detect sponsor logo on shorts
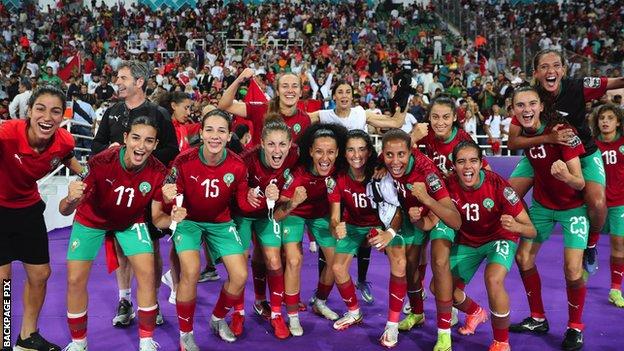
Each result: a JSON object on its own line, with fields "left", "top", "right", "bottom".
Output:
{"left": 223, "top": 173, "right": 235, "bottom": 187}
{"left": 139, "top": 182, "right": 151, "bottom": 195}
{"left": 426, "top": 173, "right": 442, "bottom": 193}
{"left": 71, "top": 239, "right": 80, "bottom": 252}
{"left": 503, "top": 187, "right": 520, "bottom": 205}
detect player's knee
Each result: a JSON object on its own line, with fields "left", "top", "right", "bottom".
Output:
{"left": 515, "top": 251, "right": 533, "bottom": 270}
{"left": 287, "top": 254, "right": 302, "bottom": 270}
{"left": 485, "top": 273, "right": 504, "bottom": 291}
{"left": 431, "top": 255, "right": 450, "bottom": 272}
{"left": 564, "top": 261, "right": 583, "bottom": 281}
{"left": 265, "top": 254, "right": 282, "bottom": 271}
{"left": 230, "top": 269, "right": 248, "bottom": 288}
{"left": 331, "top": 261, "right": 347, "bottom": 278}
{"left": 27, "top": 265, "right": 51, "bottom": 286}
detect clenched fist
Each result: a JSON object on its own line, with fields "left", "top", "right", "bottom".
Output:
{"left": 162, "top": 183, "right": 178, "bottom": 203}
{"left": 292, "top": 186, "right": 308, "bottom": 207}
{"left": 550, "top": 160, "right": 570, "bottom": 182}
{"left": 67, "top": 180, "right": 87, "bottom": 203}
{"left": 408, "top": 206, "right": 423, "bottom": 223}
{"left": 334, "top": 221, "right": 347, "bottom": 239}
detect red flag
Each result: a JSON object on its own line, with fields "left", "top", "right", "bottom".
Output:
{"left": 244, "top": 77, "right": 269, "bottom": 104}
{"left": 58, "top": 54, "right": 81, "bottom": 82}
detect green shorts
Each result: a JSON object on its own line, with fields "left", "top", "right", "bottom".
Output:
{"left": 239, "top": 216, "right": 294, "bottom": 248}
{"left": 450, "top": 240, "right": 517, "bottom": 284}
{"left": 336, "top": 224, "right": 380, "bottom": 255}
{"left": 173, "top": 220, "right": 243, "bottom": 263}
{"left": 526, "top": 201, "right": 588, "bottom": 249}
{"left": 389, "top": 214, "right": 426, "bottom": 247}
{"left": 281, "top": 216, "right": 332, "bottom": 247}
{"left": 232, "top": 216, "right": 256, "bottom": 251}
{"left": 67, "top": 221, "right": 153, "bottom": 261}
{"left": 428, "top": 221, "right": 456, "bottom": 242}
{"left": 510, "top": 150, "right": 606, "bottom": 186}
{"left": 604, "top": 205, "right": 624, "bottom": 236}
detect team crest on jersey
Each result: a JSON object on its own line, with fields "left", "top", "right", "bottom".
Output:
{"left": 406, "top": 183, "right": 414, "bottom": 191}
{"left": 223, "top": 173, "right": 235, "bottom": 187}
{"left": 50, "top": 156, "right": 61, "bottom": 169}
{"left": 619, "top": 146, "right": 624, "bottom": 155}
{"left": 70, "top": 238, "right": 80, "bottom": 252}
{"left": 583, "top": 77, "right": 601, "bottom": 89}
{"left": 483, "top": 198, "right": 495, "bottom": 210}
{"left": 139, "top": 182, "right": 152, "bottom": 195}
{"left": 325, "top": 177, "right": 336, "bottom": 194}
{"left": 503, "top": 187, "right": 520, "bottom": 205}
{"left": 426, "top": 173, "right": 442, "bottom": 193}
{"left": 293, "top": 123, "right": 302, "bottom": 134}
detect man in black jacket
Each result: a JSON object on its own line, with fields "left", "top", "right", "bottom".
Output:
{"left": 92, "top": 60, "right": 178, "bottom": 329}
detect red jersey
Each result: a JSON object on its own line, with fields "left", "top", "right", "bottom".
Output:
{"left": 446, "top": 170, "right": 524, "bottom": 247}
{"left": 234, "top": 144, "right": 299, "bottom": 218}
{"left": 421, "top": 127, "right": 489, "bottom": 174}
{"left": 161, "top": 147, "right": 253, "bottom": 223}
{"left": 75, "top": 147, "right": 167, "bottom": 230}
{"left": 172, "top": 119, "right": 201, "bottom": 153}
{"left": 245, "top": 102, "right": 311, "bottom": 146}
{"left": 0, "top": 120, "right": 75, "bottom": 208}
{"left": 523, "top": 125, "right": 585, "bottom": 210}
{"left": 281, "top": 166, "right": 333, "bottom": 219}
{"left": 386, "top": 149, "right": 450, "bottom": 216}
{"left": 327, "top": 172, "right": 382, "bottom": 227}
{"left": 595, "top": 135, "right": 624, "bottom": 207}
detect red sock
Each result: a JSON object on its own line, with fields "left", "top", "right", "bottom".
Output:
{"left": 176, "top": 298, "right": 196, "bottom": 333}
{"left": 407, "top": 289, "right": 424, "bottom": 314}
{"left": 285, "top": 292, "right": 300, "bottom": 315}
{"left": 587, "top": 231, "right": 600, "bottom": 248}
{"left": 67, "top": 311, "right": 87, "bottom": 341}
{"left": 491, "top": 311, "right": 510, "bottom": 343}
{"left": 336, "top": 278, "right": 359, "bottom": 311}
{"left": 316, "top": 282, "right": 333, "bottom": 301}
{"left": 213, "top": 287, "right": 238, "bottom": 319}
{"left": 138, "top": 305, "right": 157, "bottom": 338}
{"left": 418, "top": 264, "right": 427, "bottom": 288}
{"left": 520, "top": 266, "right": 545, "bottom": 319}
{"left": 267, "top": 268, "right": 285, "bottom": 313}
{"left": 233, "top": 288, "right": 245, "bottom": 314}
{"left": 454, "top": 293, "right": 480, "bottom": 315}
{"left": 610, "top": 257, "right": 624, "bottom": 290}
{"left": 388, "top": 274, "right": 407, "bottom": 323}
{"left": 251, "top": 260, "right": 267, "bottom": 301}
{"left": 566, "top": 278, "right": 586, "bottom": 330}
{"left": 436, "top": 298, "right": 453, "bottom": 329}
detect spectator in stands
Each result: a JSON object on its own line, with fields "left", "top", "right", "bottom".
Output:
{"left": 69, "top": 90, "right": 95, "bottom": 160}
{"left": 9, "top": 79, "right": 32, "bottom": 119}
{"left": 94, "top": 76, "right": 115, "bottom": 102}
{"left": 39, "top": 66, "right": 62, "bottom": 88}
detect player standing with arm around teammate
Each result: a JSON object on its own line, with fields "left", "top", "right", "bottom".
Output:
{"left": 152, "top": 109, "right": 256, "bottom": 349}
{"left": 446, "top": 141, "right": 536, "bottom": 351}
{"left": 60, "top": 116, "right": 168, "bottom": 351}
{"left": 588, "top": 104, "right": 624, "bottom": 308}
{"left": 0, "top": 86, "right": 82, "bottom": 351}
{"left": 507, "top": 87, "right": 588, "bottom": 351}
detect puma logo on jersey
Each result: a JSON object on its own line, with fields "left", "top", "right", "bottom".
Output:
{"left": 254, "top": 277, "right": 266, "bottom": 282}
{"left": 254, "top": 175, "right": 262, "bottom": 182}
{"left": 190, "top": 175, "right": 199, "bottom": 182}
{"left": 105, "top": 178, "right": 115, "bottom": 185}
{"left": 309, "top": 180, "right": 317, "bottom": 185}
{"left": 451, "top": 198, "right": 459, "bottom": 205}
{"left": 14, "top": 154, "right": 23, "bottom": 165}
{"left": 343, "top": 189, "right": 352, "bottom": 194}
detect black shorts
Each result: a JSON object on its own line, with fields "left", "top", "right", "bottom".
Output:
{"left": 0, "top": 201, "right": 50, "bottom": 265}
